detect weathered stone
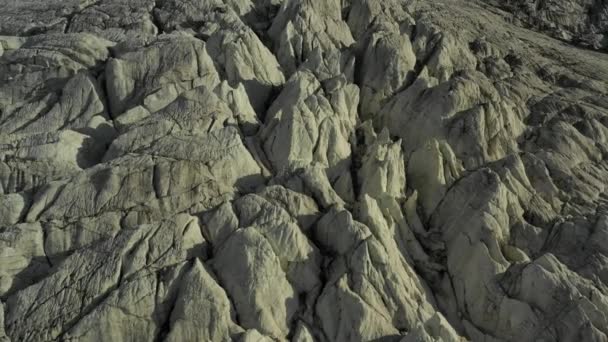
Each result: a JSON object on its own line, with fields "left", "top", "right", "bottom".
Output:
{"left": 1, "top": 0, "right": 608, "bottom": 340}
{"left": 105, "top": 34, "right": 220, "bottom": 116}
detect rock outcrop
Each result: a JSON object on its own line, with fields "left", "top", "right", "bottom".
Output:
{"left": 1, "top": 0, "right": 608, "bottom": 341}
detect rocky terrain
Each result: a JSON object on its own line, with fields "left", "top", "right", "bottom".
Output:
{"left": 483, "top": 0, "right": 608, "bottom": 51}
{"left": 1, "top": 0, "right": 608, "bottom": 341}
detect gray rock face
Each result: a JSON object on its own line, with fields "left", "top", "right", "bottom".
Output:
{"left": 1, "top": 0, "right": 608, "bottom": 341}
{"left": 481, "top": 0, "right": 608, "bottom": 51}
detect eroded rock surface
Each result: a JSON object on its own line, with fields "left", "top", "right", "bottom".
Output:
{"left": 1, "top": 0, "right": 608, "bottom": 341}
